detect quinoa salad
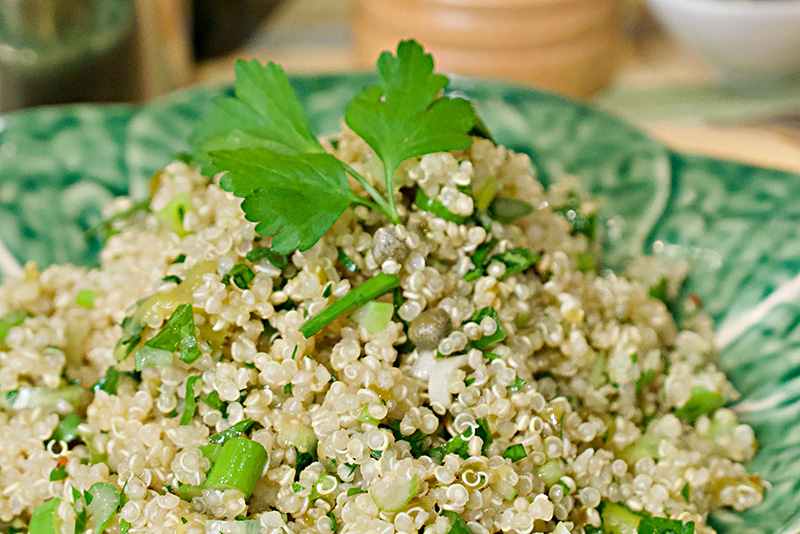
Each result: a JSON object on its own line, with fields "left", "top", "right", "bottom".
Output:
{"left": 0, "top": 41, "right": 764, "bottom": 534}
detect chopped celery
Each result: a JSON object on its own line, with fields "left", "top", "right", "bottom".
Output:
{"left": 488, "top": 197, "right": 533, "bottom": 224}
{"left": 279, "top": 422, "right": 317, "bottom": 453}
{"left": 473, "top": 176, "right": 499, "bottom": 211}
{"left": 351, "top": 301, "right": 394, "bottom": 333}
{"left": 133, "top": 346, "right": 173, "bottom": 371}
{"left": 28, "top": 498, "right": 61, "bottom": 534}
{"left": 601, "top": 502, "right": 642, "bottom": 534}
{"left": 490, "top": 480, "right": 517, "bottom": 501}
{"left": 675, "top": 387, "right": 725, "bottom": 423}
{"left": 413, "top": 188, "right": 468, "bottom": 224}
{"left": 301, "top": 274, "right": 400, "bottom": 338}
{"left": 370, "top": 474, "right": 419, "bottom": 513}
{"left": 204, "top": 438, "right": 269, "bottom": 498}
{"left": 618, "top": 434, "right": 661, "bottom": 463}
{"left": 3, "top": 386, "right": 84, "bottom": 412}
{"left": 205, "top": 519, "right": 262, "bottom": 534}
{"left": 537, "top": 459, "right": 564, "bottom": 486}
{"left": 157, "top": 193, "right": 192, "bottom": 237}
{"left": 86, "top": 482, "right": 121, "bottom": 534}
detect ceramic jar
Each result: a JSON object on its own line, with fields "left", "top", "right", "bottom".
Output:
{"left": 353, "top": 0, "right": 623, "bottom": 98}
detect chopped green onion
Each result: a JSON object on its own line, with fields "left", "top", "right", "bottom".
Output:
{"left": 601, "top": 502, "right": 643, "bottom": 534}
{"left": 50, "top": 413, "right": 82, "bottom": 443}
{"left": 200, "top": 444, "right": 222, "bottom": 463}
{"left": 157, "top": 193, "right": 192, "bottom": 237}
{"left": 49, "top": 466, "right": 68, "bottom": 481}
{"left": 204, "top": 438, "right": 268, "bottom": 498}
{"left": 75, "top": 290, "right": 102, "bottom": 310}
{"left": 28, "top": 497, "right": 61, "bottom": 534}
{"left": 414, "top": 188, "right": 468, "bottom": 224}
{"left": 180, "top": 376, "right": 202, "bottom": 425}
{"left": 120, "top": 518, "right": 131, "bottom": 534}
{"left": 136, "top": 303, "right": 201, "bottom": 365}
{"left": 476, "top": 417, "right": 492, "bottom": 454}
{"left": 208, "top": 419, "right": 255, "bottom": 445}
{"left": 351, "top": 301, "right": 394, "bottom": 333}
{"left": 133, "top": 346, "right": 172, "bottom": 371}
{"left": 675, "top": 387, "right": 725, "bottom": 423}
{"left": 0, "top": 310, "right": 30, "bottom": 344}
{"left": 442, "top": 510, "right": 474, "bottom": 534}
{"left": 246, "top": 246, "right": 288, "bottom": 268}
{"left": 469, "top": 307, "right": 505, "bottom": 350}
{"left": 347, "top": 488, "right": 365, "bottom": 497}
{"left": 301, "top": 274, "right": 400, "bottom": 338}
{"left": 502, "top": 444, "right": 527, "bottom": 462}
{"left": 488, "top": 197, "right": 533, "bottom": 224}
{"left": 556, "top": 479, "right": 571, "bottom": 494}
{"left": 484, "top": 352, "right": 503, "bottom": 361}
{"left": 337, "top": 247, "right": 358, "bottom": 272}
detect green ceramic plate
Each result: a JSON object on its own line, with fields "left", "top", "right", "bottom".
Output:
{"left": 1, "top": 75, "right": 799, "bottom": 534}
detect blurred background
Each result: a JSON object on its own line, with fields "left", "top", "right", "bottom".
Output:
{"left": 0, "top": 0, "right": 799, "bottom": 171}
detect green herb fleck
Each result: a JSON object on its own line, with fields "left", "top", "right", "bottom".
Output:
{"left": 322, "top": 283, "right": 332, "bottom": 298}
{"left": 284, "top": 384, "right": 292, "bottom": 394}
{"left": 75, "top": 290, "right": 102, "bottom": 310}
{"left": 135, "top": 303, "right": 201, "bottom": 365}
{"left": 172, "top": 254, "right": 187, "bottom": 264}
{"left": 162, "top": 275, "right": 182, "bottom": 284}
{"left": 227, "top": 264, "right": 256, "bottom": 290}
{"left": 442, "top": 510, "right": 474, "bottom": 534}
{"left": 292, "top": 483, "right": 305, "bottom": 493}
{"left": 50, "top": 465, "right": 68, "bottom": 481}
{"left": 337, "top": 247, "right": 359, "bottom": 273}
{"left": 676, "top": 387, "right": 725, "bottom": 423}
{"left": 347, "top": 487, "right": 365, "bottom": 496}
{"left": 0, "top": 310, "right": 31, "bottom": 344}
{"left": 469, "top": 307, "right": 505, "bottom": 350}
{"left": 180, "top": 376, "right": 202, "bottom": 426}
{"left": 488, "top": 197, "right": 533, "bottom": 224}
{"left": 327, "top": 511, "right": 339, "bottom": 532}
{"left": 681, "top": 482, "right": 690, "bottom": 503}
{"left": 413, "top": 187, "right": 468, "bottom": 224}
{"left": 246, "top": 246, "right": 288, "bottom": 268}
{"left": 508, "top": 377, "right": 526, "bottom": 392}
{"left": 502, "top": 444, "right": 527, "bottom": 462}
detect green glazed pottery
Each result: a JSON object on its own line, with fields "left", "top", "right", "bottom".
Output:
{"left": 1, "top": 74, "right": 799, "bottom": 534}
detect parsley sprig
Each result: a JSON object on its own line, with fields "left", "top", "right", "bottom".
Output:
{"left": 191, "top": 40, "right": 477, "bottom": 253}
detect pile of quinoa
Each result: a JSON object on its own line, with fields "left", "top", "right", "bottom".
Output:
{"left": 0, "top": 130, "right": 764, "bottom": 534}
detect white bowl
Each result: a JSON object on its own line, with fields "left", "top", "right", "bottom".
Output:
{"left": 645, "top": 0, "right": 800, "bottom": 84}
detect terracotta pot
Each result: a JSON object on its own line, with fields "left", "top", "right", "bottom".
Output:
{"left": 353, "top": 0, "right": 623, "bottom": 98}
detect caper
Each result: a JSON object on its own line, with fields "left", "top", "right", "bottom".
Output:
{"left": 409, "top": 308, "right": 453, "bottom": 350}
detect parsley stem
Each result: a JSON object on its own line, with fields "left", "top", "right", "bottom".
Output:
{"left": 384, "top": 166, "right": 399, "bottom": 224}
{"left": 342, "top": 163, "right": 400, "bottom": 223}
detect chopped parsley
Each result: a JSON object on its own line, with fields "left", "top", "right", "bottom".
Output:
{"left": 135, "top": 304, "right": 201, "bottom": 365}
{"left": 283, "top": 384, "right": 292, "bottom": 394}
{"left": 172, "top": 254, "right": 187, "bottom": 264}
{"left": 162, "top": 275, "right": 182, "bottom": 284}
{"left": 322, "top": 283, "right": 332, "bottom": 298}
{"left": 327, "top": 511, "right": 339, "bottom": 532}
{"left": 191, "top": 40, "right": 478, "bottom": 253}
{"left": 295, "top": 448, "right": 317, "bottom": 480}
{"left": 464, "top": 238, "right": 498, "bottom": 282}
{"left": 200, "top": 391, "right": 227, "bottom": 417}
{"left": 469, "top": 307, "right": 505, "bottom": 350}
{"left": 92, "top": 366, "right": 121, "bottom": 394}
{"left": 114, "top": 314, "right": 146, "bottom": 362}
{"left": 246, "top": 246, "right": 288, "bottom": 268}
{"left": 223, "top": 264, "right": 256, "bottom": 290}
{"left": 347, "top": 487, "right": 365, "bottom": 496}
{"left": 180, "top": 376, "right": 202, "bottom": 425}
{"left": 681, "top": 482, "right": 690, "bottom": 503}
{"left": 49, "top": 465, "right": 68, "bottom": 481}
{"left": 413, "top": 187, "right": 468, "bottom": 224}
{"left": 292, "top": 483, "right": 305, "bottom": 493}
{"left": 0, "top": 310, "right": 30, "bottom": 344}
{"left": 675, "top": 387, "right": 725, "bottom": 423}
{"left": 508, "top": 377, "right": 527, "bottom": 392}
{"left": 337, "top": 247, "right": 359, "bottom": 273}
{"left": 50, "top": 413, "right": 82, "bottom": 444}
{"left": 490, "top": 247, "right": 541, "bottom": 279}
{"left": 502, "top": 444, "right": 527, "bottom": 462}
{"left": 442, "top": 510, "right": 474, "bottom": 534}
{"left": 553, "top": 190, "right": 597, "bottom": 240}
{"left": 488, "top": 197, "right": 533, "bottom": 224}
{"left": 383, "top": 420, "right": 428, "bottom": 458}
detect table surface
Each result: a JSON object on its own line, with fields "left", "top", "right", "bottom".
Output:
{"left": 198, "top": 0, "right": 800, "bottom": 174}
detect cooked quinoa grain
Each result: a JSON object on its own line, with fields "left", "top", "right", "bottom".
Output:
{"left": 0, "top": 132, "right": 763, "bottom": 534}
